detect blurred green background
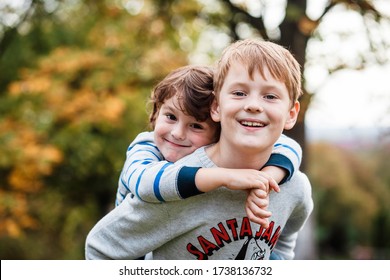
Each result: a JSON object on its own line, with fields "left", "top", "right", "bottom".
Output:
{"left": 0, "top": 0, "right": 389, "bottom": 260}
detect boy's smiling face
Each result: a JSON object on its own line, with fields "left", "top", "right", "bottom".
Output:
{"left": 211, "top": 61, "right": 300, "bottom": 155}
{"left": 154, "top": 95, "right": 218, "bottom": 162}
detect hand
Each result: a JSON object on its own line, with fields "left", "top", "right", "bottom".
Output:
{"left": 225, "top": 169, "right": 280, "bottom": 193}
{"left": 245, "top": 188, "right": 271, "bottom": 228}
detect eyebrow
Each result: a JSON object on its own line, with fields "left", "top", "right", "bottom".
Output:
{"left": 227, "top": 81, "right": 284, "bottom": 92}
{"left": 230, "top": 81, "right": 248, "bottom": 87}
{"left": 225, "top": 81, "right": 249, "bottom": 90}
{"left": 261, "top": 84, "right": 285, "bottom": 93}
{"left": 162, "top": 103, "right": 181, "bottom": 113}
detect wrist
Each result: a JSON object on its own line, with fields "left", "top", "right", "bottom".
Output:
{"left": 195, "top": 168, "right": 225, "bottom": 192}
{"left": 261, "top": 166, "right": 286, "bottom": 184}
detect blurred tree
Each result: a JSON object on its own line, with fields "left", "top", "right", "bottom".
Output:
{"left": 309, "top": 142, "right": 390, "bottom": 259}
{"left": 0, "top": 0, "right": 89, "bottom": 93}
{"left": 0, "top": 0, "right": 198, "bottom": 259}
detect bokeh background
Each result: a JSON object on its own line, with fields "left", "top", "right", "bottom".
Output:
{"left": 1, "top": 0, "right": 389, "bottom": 260}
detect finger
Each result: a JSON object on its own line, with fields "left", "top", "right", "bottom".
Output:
{"left": 269, "top": 178, "right": 280, "bottom": 193}
{"left": 245, "top": 200, "right": 271, "bottom": 212}
{"left": 257, "top": 177, "right": 269, "bottom": 192}
{"left": 249, "top": 205, "right": 272, "bottom": 218}
{"left": 249, "top": 198, "right": 269, "bottom": 209}
{"left": 246, "top": 209, "right": 270, "bottom": 228}
{"left": 248, "top": 189, "right": 268, "bottom": 199}
{"left": 246, "top": 198, "right": 271, "bottom": 216}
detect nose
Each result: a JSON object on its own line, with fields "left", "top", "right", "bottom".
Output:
{"left": 244, "top": 97, "right": 264, "bottom": 113}
{"left": 171, "top": 123, "right": 186, "bottom": 140}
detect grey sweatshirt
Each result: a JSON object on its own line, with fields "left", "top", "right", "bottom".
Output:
{"left": 86, "top": 146, "right": 313, "bottom": 260}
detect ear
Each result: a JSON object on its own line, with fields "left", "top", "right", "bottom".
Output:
{"left": 284, "top": 101, "right": 300, "bottom": 130}
{"left": 210, "top": 98, "right": 221, "bottom": 123}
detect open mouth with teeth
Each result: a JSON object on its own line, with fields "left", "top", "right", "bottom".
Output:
{"left": 240, "top": 121, "right": 266, "bottom": 127}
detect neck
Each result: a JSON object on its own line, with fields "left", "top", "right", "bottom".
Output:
{"left": 206, "top": 141, "right": 272, "bottom": 170}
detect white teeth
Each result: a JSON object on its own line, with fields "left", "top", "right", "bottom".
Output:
{"left": 241, "top": 121, "right": 265, "bottom": 127}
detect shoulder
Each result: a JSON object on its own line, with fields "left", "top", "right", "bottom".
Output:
{"left": 126, "top": 131, "right": 159, "bottom": 157}
{"left": 128, "top": 131, "right": 156, "bottom": 149}
{"left": 289, "top": 171, "right": 310, "bottom": 185}
{"left": 132, "top": 131, "right": 154, "bottom": 144}
{"left": 283, "top": 171, "right": 312, "bottom": 200}
{"left": 175, "top": 146, "right": 216, "bottom": 168}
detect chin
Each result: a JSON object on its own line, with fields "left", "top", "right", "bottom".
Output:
{"left": 236, "top": 143, "right": 265, "bottom": 152}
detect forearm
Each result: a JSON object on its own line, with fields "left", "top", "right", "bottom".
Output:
{"left": 120, "top": 140, "right": 184, "bottom": 203}
{"left": 194, "top": 168, "right": 228, "bottom": 192}
{"left": 194, "top": 167, "right": 276, "bottom": 193}
{"left": 260, "top": 165, "right": 287, "bottom": 185}
{"left": 117, "top": 133, "right": 166, "bottom": 203}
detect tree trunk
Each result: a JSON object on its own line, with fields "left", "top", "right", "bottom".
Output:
{"left": 276, "top": 0, "right": 316, "bottom": 259}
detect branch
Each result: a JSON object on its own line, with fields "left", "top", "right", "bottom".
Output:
{"left": 317, "top": 1, "right": 338, "bottom": 22}
{"left": 319, "top": 0, "right": 388, "bottom": 21}
{"left": 0, "top": 0, "right": 38, "bottom": 59}
{"left": 316, "top": 0, "right": 389, "bottom": 67}
{"left": 220, "top": 0, "right": 268, "bottom": 40}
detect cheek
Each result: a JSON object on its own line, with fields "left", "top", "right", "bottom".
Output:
{"left": 153, "top": 125, "right": 163, "bottom": 139}
{"left": 153, "top": 124, "right": 169, "bottom": 147}
{"left": 154, "top": 117, "right": 169, "bottom": 134}
{"left": 218, "top": 102, "right": 236, "bottom": 120}
{"left": 153, "top": 128, "right": 163, "bottom": 147}
{"left": 268, "top": 106, "right": 289, "bottom": 120}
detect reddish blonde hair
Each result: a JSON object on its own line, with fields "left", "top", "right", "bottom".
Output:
{"left": 214, "top": 39, "right": 302, "bottom": 107}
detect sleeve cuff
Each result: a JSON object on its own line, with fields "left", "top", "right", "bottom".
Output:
{"left": 264, "top": 154, "right": 294, "bottom": 184}
{"left": 177, "top": 166, "right": 204, "bottom": 199}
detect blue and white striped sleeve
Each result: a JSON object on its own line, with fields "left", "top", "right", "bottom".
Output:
{"left": 263, "top": 134, "right": 302, "bottom": 184}
{"left": 115, "top": 132, "right": 201, "bottom": 205}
